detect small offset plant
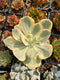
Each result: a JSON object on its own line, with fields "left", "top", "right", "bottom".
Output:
{"left": 11, "top": 0, "right": 25, "bottom": 10}
{"left": 0, "top": 15, "right": 5, "bottom": 23}
{"left": 9, "top": 62, "right": 40, "bottom": 80}
{"left": 3, "top": 16, "right": 53, "bottom": 69}
{"left": 52, "top": 38, "right": 60, "bottom": 62}
{"left": 54, "top": 0, "right": 60, "bottom": 8}
{"left": 32, "top": 0, "right": 48, "bottom": 6}
{"left": 7, "top": 14, "right": 19, "bottom": 27}
{"left": 25, "top": 7, "right": 44, "bottom": 23}
{"left": 53, "top": 12, "right": 60, "bottom": 31}
{"left": 0, "top": 50, "right": 11, "bottom": 67}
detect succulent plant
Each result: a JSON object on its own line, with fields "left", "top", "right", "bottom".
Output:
{"left": 11, "top": 0, "right": 25, "bottom": 10}
{"left": 0, "top": 50, "right": 11, "bottom": 67}
{"left": 25, "top": 7, "right": 44, "bottom": 23}
{"left": 7, "top": 14, "right": 19, "bottom": 27}
{"left": 43, "top": 64, "right": 60, "bottom": 80}
{"left": 0, "top": 15, "right": 5, "bottom": 23}
{"left": 0, "top": 74, "right": 7, "bottom": 80}
{"left": 32, "top": 0, "right": 48, "bottom": 6}
{"left": 0, "top": 0, "right": 9, "bottom": 9}
{"left": 53, "top": 12, "right": 60, "bottom": 31}
{"left": 54, "top": 0, "right": 60, "bottom": 8}
{"left": 52, "top": 38, "right": 60, "bottom": 62}
{"left": 9, "top": 62, "right": 40, "bottom": 80}
{"left": 3, "top": 16, "right": 53, "bottom": 69}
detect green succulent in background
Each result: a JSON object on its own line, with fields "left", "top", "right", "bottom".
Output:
{"left": 0, "top": 50, "right": 11, "bottom": 67}
{"left": 0, "top": 74, "right": 6, "bottom": 80}
{"left": 3, "top": 16, "right": 53, "bottom": 69}
{"left": 52, "top": 38, "right": 60, "bottom": 62}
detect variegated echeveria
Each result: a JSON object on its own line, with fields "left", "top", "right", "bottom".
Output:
{"left": 3, "top": 16, "right": 53, "bottom": 69}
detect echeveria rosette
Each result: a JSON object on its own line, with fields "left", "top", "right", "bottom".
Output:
{"left": 52, "top": 38, "right": 60, "bottom": 62}
{"left": 3, "top": 16, "right": 53, "bottom": 69}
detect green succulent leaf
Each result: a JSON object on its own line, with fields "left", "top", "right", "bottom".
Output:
{"left": 12, "top": 28, "right": 21, "bottom": 41}
{"left": 3, "top": 36, "right": 24, "bottom": 50}
{"left": 21, "top": 32, "right": 29, "bottom": 46}
{"left": 31, "top": 23, "right": 42, "bottom": 37}
{"left": 35, "top": 43, "right": 53, "bottom": 59}
{"left": 19, "top": 16, "right": 34, "bottom": 34}
{"left": 13, "top": 47, "right": 28, "bottom": 61}
{"left": 38, "top": 29, "right": 51, "bottom": 41}
{"left": 39, "top": 19, "right": 52, "bottom": 30}
{"left": 24, "top": 56, "right": 41, "bottom": 69}
{"left": 14, "top": 24, "right": 21, "bottom": 30}
{"left": 26, "top": 46, "right": 38, "bottom": 57}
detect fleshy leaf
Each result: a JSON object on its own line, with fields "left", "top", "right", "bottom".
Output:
{"left": 26, "top": 46, "right": 38, "bottom": 57}
{"left": 21, "top": 32, "right": 29, "bottom": 46}
{"left": 14, "top": 24, "right": 23, "bottom": 33}
{"left": 31, "top": 23, "right": 42, "bottom": 37}
{"left": 38, "top": 29, "right": 51, "bottom": 41}
{"left": 3, "top": 36, "right": 24, "bottom": 50}
{"left": 13, "top": 47, "right": 28, "bottom": 61}
{"left": 24, "top": 56, "right": 41, "bottom": 69}
{"left": 35, "top": 43, "right": 53, "bottom": 59}
{"left": 19, "top": 16, "right": 34, "bottom": 34}
{"left": 14, "top": 24, "right": 21, "bottom": 30}
{"left": 39, "top": 19, "right": 52, "bottom": 30}
{"left": 12, "top": 28, "right": 21, "bottom": 41}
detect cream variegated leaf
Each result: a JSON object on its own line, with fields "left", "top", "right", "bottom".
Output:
{"left": 19, "top": 16, "right": 34, "bottom": 34}
{"left": 14, "top": 24, "right": 21, "bottom": 30}
{"left": 26, "top": 46, "right": 38, "bottom": 57}
{"left": 14, "top": 24, "right": 24, "bottom": 33}
{"left": 35, "top": 43, "right": 53, "bottom": 59}
{"left": 38, "top": 29, "right": 51, "bottom": 41}
{"left": 13, "top": 47, "right": 28, "bottom": 61}
{"left": 3, "top": 36, "right": 23, "bottom": 50}
{"left": 20, "top": 32, "right": 29, "bottom": 46}
{"left": 39, "top": 19, "right": 52, "bottom": 30}
{"left": 12, "top": 28, "right": 21, "bottom": 41}
{"left": 31, "top": 23, "right": 42, "bottom": 38}
{"left": 24, "top": 56, "right": 41, "bottom": 69}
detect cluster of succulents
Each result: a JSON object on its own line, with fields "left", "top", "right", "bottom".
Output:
{"left": 54, "top": 0, "right": 60, "bottom": 8}
{"left": 52, "top": 38, "right": 60, "bottom": 62}
{"left": 7, "top": 14, "right": 19, "bottom": 27}
{"left": 9, "top": 62, "right": 40, "bottom": 80}
{"left": 25, "top": 7, "right": 44, "bottom": 23}
{"left": 3, "top": 16, "right": 53, "bottom": 69}
{"left": 0, "top": 0, "right": 9, "bottom": 9}
{"left": 32, "top": 0, "right": 48, "bottom": 6}
{"left": 43, "top": 64, "right": 60, "bottom": 80}
{"left": 53, "top": 12, "right": 60, "bottom": 31}
{"left": 0, "top": 50, "right": 11, "bottom": 67}
{"left": 11, "top": 0, "right": 25, "bottom": 10}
